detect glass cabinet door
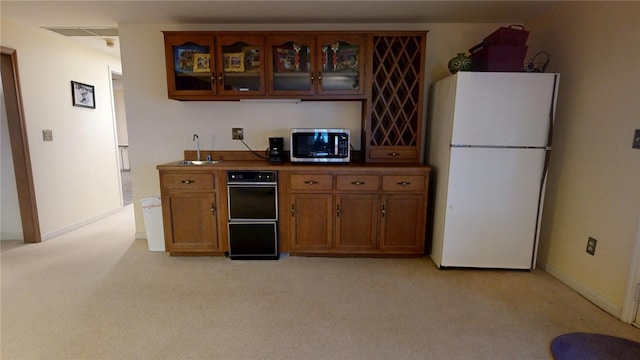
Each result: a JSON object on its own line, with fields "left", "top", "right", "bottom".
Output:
{"left": 165, "top": 34, "right": 216, "bottom": 97}
{"left": 316, "top": 34, "right": 364, "bottom": 95}
{"left": 216, "top": 35, "right": 265, "bottom": 95}
{"left": 267, "top": 35, "right": 315, "bottom": 96}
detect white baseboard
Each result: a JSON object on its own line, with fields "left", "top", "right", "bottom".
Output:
{"left": 543, "top": 263, "right": 622, "bottom": 319}
{"left": 41, "top": 206, "right": 125, "bottom": 241}
{"left": 135, "top": 231, "right": 147, "bottom": 240}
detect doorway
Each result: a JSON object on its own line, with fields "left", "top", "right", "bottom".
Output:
{"left": 619, "top": 213, "right": 640, "bottom": 326}
{"left": 0, "top": 47, "right": 40, "bottom": 243}
{"left": 631, "top": 217, "right": 640, "bottom": 327}
{"left": 109, "top": 71, "right": 132, "bottom": 206}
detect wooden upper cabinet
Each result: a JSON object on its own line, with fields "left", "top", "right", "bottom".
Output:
{"left": 266, "top": 34, "right": 316, "bottom": 96}
{"left": 366, "top": 33, "right": 427, "bottom": 163}
{"left": 216, "top": 34, "right": 265, "bottom": 96}
{"left": 266, "top": 33, "right": 364, "bottom": 96}
{"left": 164, "top": 33, "right": 217, "bottom": 99}
{"left": 315, "top": 34, "right": 364, "bottom": 95}
{"left": 162, "top": 29, "right": 428, "bottom": 151}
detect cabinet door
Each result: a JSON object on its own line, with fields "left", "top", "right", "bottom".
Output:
{"left": 163, "top": 192, "right": 219, "bottom": 253}
{"left": 367, "top": 33, "right": 426, "bottom": 163}
{"left": 216, "top": 34, "right": 265, "bottom": 95}
{"left": 335, "top": 194, "right": 378, "bottom": 252}
{"left": 316, "top": 34, "right": 364, "bottom": 95}
{"left": 164, "top": 33, "right": 216, "bottom": 98}
{"left": 378, "top": 194, "right": 425, "bottom": 254}
{"left": 267, "top": 34, "right": 315, "bottom": 96}
{"left": 290, "top": 193, "right": 333, "bottom": 252}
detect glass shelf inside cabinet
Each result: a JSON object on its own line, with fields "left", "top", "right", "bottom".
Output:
{"left": 272, "top": 42, "right": 312, "bottom": 91}
{"left": 320, "top": 41, "right": 360, "bottom": 91}
{"left": 173, "top": 43, "right": 212, "bottom": 91}
{"left": 222, "top": 42, "right": 261, "bottom": 91}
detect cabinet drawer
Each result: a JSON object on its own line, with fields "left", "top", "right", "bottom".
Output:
{"left": 162, "top": 173, "right": 215, "bottom": 190}
{"left": 382, "top": 175, "right": 426, "bottom": 192}
{"left": 369, "top": 148, "right": 418, "bottom": 161}
{"left": 336, "top": 175, "right": 379, "bottom": 191}
{"left": 290, "top": 174, "right": 333, "bottom": 191}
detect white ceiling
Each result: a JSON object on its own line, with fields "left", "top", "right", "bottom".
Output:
{"left": 1, "top": 0, "right": 561, "bottom": 59}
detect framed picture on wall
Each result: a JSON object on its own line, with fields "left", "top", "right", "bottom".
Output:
{"left": 71, "top": 81, "right": 95, "bottom": 109}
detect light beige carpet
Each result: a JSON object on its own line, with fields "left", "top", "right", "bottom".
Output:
{"left": 2, "top": 205, "right": 639, "bottom": 359}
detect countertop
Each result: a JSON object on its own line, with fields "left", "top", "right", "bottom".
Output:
{"left": 157, "top": 159, "right": 431, "bottom": 173}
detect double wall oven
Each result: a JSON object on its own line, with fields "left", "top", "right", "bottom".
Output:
{"left": 226, "top": 171, "right": 279, "bottom": 260}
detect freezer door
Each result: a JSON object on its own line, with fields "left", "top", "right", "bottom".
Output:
{"left": 440, "top": 147, "right": 546, "bottom": 269}
{"left": 451, "top": 72, "right": 557, "bottom": 147}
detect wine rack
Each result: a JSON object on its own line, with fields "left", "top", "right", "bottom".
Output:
{"left": 367, "top": 33, "right": 426, "bottom": 163}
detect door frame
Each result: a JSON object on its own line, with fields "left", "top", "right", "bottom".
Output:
{"left": 1, "top": 46, "right": 41, "bottom": 242}
{"left": 108, "top": 67, "right": 124, "bottom": 207}
{"left": 621, "top": 214, "right": 640, "bottom": 326}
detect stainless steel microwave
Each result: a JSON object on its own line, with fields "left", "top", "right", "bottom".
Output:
{"left": 290, "top": 128, "right": 350, "bottom": 163}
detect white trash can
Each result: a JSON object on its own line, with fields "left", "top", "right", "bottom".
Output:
{"left": 141, "top": 197, "right": 165, "bottom": 251}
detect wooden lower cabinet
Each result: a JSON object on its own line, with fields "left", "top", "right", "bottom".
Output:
{"left": 159, "top": 170, "right": 223, "bottom": 255}
{"left": 379, "top": 194, "right": 425, "bottom": 253}
{"left": 290, "top": 193, "right": 333, "bottom": 252}
{"left": 162, "top": 193, "right": 219, "bottom": 253}
{"left": 288, "top": 170, "right": 428, "bottom": 256}
{"left": 157, "top": 164, "right": 429, "bottom": 257}
{"left": 335, "top": 194, "right": 378, "bottom": 252}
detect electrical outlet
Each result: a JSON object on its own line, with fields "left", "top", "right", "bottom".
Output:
{"left": 632, "top": 129, "right": 640, "bottom": 149}
{"left": 232, "top": 128, "right": 244, "bottom": 140}
{"left": 586, "top": 237, "right": 597, "bottom": 256}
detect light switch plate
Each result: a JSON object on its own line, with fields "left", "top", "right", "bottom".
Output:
{"left": 633, "top": 129, "right": 640, "bottom": 149}
{"left": 43, "top": 129, "right": 53, "bottom": 141}
{"left": 586, "top": 237, "right": 597, "bottom": 256}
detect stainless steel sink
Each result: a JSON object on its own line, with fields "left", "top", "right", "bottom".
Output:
{"left": 174, "top": 160, "right": 220, "bottom": 165}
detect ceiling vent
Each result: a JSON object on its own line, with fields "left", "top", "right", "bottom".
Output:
{"left": 43, "top": 27, "right": 119, "bottom": 37}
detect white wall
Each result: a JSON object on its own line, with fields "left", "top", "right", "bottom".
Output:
{"left": 113, "top": 80, "right": 129, "bottom": 145}
{"left": 0, "top": 19, "right": 123, "bottom": 239}
{"left": 119, "top": 22, "right": 502, "bottom": 237}
{"left": 526, "top": 2, "right": 640, "bottom": 316}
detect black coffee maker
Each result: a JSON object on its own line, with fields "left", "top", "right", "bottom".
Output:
{"left": 268, "top": 137, "right": 284, "bottom": 162}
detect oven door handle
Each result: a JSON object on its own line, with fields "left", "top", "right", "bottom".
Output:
{"left": 227, "top": 183, "right": 277, "bottom": 187}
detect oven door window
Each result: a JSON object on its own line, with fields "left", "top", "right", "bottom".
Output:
{"left": 227, "top": 186, "right": 277, "bottom": 220}
{"left": 228, "top": 222, "right": 277, "bottom": 258}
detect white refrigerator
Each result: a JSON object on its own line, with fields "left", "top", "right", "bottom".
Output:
{"left": 429, "top": 72, "right": 559, "bottom": 269}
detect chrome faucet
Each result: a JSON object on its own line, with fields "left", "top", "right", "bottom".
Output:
{"left": 193, "top": 134, "right": 200, "bottom": 161}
